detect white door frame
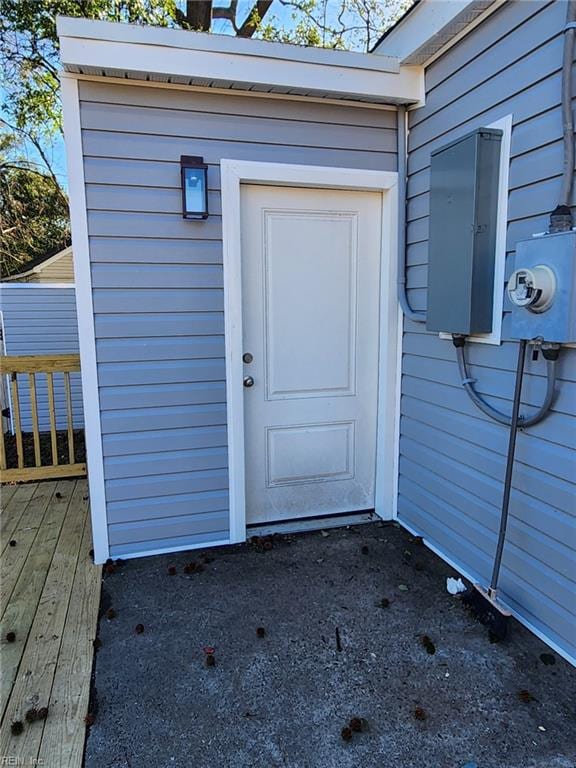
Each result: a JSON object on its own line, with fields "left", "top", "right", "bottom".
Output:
{"left": 221, "top": 160, "right": 401, "bottom": 543}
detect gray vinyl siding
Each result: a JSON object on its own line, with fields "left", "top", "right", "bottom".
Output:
{"left": 400, "top": 0, "right": 576, "bottom": 661}
{"left": 0, "top": 284, "right": 83, "bottom": 431}
{"left": 78, "top": 80, "right": 397, "bottom": 557}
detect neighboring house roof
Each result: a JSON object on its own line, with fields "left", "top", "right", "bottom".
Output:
{"left": 3, "top": 244, "right": 73, "bottom": 282}
{"left": 372, "top": 0, "right": 500, "bottom": 64}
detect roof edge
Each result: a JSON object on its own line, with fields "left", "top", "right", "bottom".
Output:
{"left": 57, "top": 16, "right": 425, "bottom": 106}
{"left": 2, "top": 244, "right": 72, "bottom": 281}
{"left": 372, "top": 0, "right": 499, "bottom": 65}
{"left": 57, "top": 16, "right": 400, "bottom": 74}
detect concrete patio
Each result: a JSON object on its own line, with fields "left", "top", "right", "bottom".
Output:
{"left": 86, "top": 521, "right": 576, "bottom": 768}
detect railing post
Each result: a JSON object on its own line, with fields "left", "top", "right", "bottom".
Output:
{"left": 9, "top": 373, "right": 24, "bottom": 469}
{"left": 64, "top": 371, "right": 75, "bottom": 465}
{"left": 29, "top": 373, "right": 41, "bottom": 467}
{"left": 46, "top": 372, "right": 59, "bottom": 466}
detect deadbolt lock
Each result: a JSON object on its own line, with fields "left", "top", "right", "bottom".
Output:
{"left": 243, "top": 352, "right": 253, "bottom": 364}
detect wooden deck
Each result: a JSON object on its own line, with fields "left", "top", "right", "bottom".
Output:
{"left": 0, "top": 479, "right": 101, "bottom": 766}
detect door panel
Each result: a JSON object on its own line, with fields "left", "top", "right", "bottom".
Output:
{"left": 263, "top": 210, "right": 357, "bottom": 399}
{"left": 241, "top": 185, "right": 382, "bottom": 524}
{"left": 266, "top": 421, "right": 355, "bottom": 486}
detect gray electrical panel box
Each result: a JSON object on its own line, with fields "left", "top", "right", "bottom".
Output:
{"left": 426, "top": 127, "right": 502, "bottom": 335}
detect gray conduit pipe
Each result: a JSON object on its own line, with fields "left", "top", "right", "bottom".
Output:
{"left": 560, "top": 0, "right": 576, "bottom": 206}
{"left": 456, "top": 343, "right": 558, "bottom": 428}
{"left": 397, "top": 105, "right": 426, "bottom": 323}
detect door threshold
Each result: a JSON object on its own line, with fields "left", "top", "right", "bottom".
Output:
{"left": 247, "top": 509, "right": 377, "bottom": 538}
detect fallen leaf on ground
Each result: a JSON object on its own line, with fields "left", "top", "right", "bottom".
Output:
{"left": 421, "top": 635, "right": 436, "bottom": 654}
{"left": 517, "top": 689, "right": 536, "bottom": 703}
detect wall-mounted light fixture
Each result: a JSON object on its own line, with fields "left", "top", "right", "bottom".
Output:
{"left": 180, "top": 155, "right": 208, "bottom": 219}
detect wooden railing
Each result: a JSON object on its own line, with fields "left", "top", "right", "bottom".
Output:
{"left": 0, "top": 354, "right": 87, "bottom": 482}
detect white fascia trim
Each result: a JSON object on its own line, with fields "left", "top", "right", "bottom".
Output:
{"left": 423, "top": 0, "right": 506, "bottom": 68}
{"left": 373, "top": 0, "right": 493, "bottom": 64}
{"left": 57, "top": 17, "right": 423, "bottom": 105}
{"left": 57, "top": 16, "right": 400, "bottom": 73}
{"left": 221, "top": 160, "right": 400, "bottom": 543}
{"left": 61, "top": 74, "right": 109, "bottom": 565}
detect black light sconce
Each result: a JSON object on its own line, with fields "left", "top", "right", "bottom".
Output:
{"left": 180, "top": 155, "right": 208, "bottom": 219}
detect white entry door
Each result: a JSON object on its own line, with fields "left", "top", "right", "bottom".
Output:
{"left": 240, "top": 184, "right": 382, "bottom": 525}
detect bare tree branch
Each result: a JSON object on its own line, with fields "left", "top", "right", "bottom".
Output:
{"left": 237, "top": 0, "right": 274, "bottom": 38}
{"left": 213, "top": 1, "right": 239, "bottom": 31}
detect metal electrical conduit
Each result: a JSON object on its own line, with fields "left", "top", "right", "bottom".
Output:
{"left": 454, "top": 338, "right": 559, "bottom": 428}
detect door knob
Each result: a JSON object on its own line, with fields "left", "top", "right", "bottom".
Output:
{"left": 243, "top": 376, "right": 254, "bottom": 388}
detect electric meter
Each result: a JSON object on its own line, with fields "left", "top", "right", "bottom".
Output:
{"left": 508, "top": 231, "right": 576, "bottom": 343}
{"left": 507, "top": 265, "right": 556, "bottom": 313}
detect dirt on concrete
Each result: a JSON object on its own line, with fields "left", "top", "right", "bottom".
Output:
{"left": 84, "top": 522, "right": 576, "bottom": 768}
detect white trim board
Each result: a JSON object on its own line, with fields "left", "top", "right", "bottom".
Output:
{"left": 57, "top": 16, "right": 424, "bottom": 106}
{"left": 57, "top": 16, "right": 400, "bottom": 73}
{"left": 422, "top": 0, "right": 506, "bottom": 69}
{"left": 373, "top": 0, "right": 498, "bottom": 65}
{"left": 220, "top": 160, "right": 400, "bottom": 543}
{"left": 61, "top": 74, "right": 109, "bottom": 564}
{"left": 439, "top": 114, "right": 512, "bottom": 346}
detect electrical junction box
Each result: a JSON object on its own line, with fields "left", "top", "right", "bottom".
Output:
{"left": 426, "top": 127, "right": 502, "bottom": 335}
{"left": 508, "top": 230, "right": 576, "bottom": 343}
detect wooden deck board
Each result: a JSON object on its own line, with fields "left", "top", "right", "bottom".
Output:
{"left": 0, "top": 482, "right": 76, "bottom": 721}
{"left": 0, "top": 484, "right": 37, "bottom": 549}
{"left": 0, "top": 483, "right": 59, "bottom": 614}
{"left": 0, "top": 484, "right": 21, "bottom": 513}
{"left": 38, "top": 484, "right": 101, "bottom": 766}
{"left": 0, "top": 479, "right": 101, "bottom": 767}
